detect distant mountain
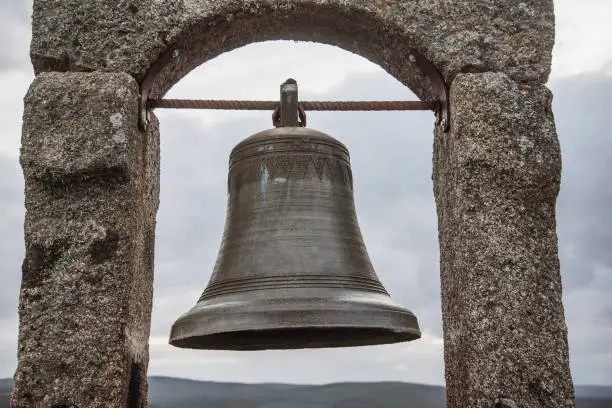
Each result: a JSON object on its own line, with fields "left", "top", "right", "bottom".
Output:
{"left": 1, "top": 376, "right": 610, "bottom": 407}
{"left": 0, "top": 378, "right": 12, "bottom": 408}
{"left": 575, "top": 385, "right": 612, "bottom": 399}
{"left": 147, "top": 377, "right": 445, "bottom": 408}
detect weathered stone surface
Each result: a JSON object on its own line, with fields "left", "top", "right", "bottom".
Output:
{"left": 433, "top": 72, "right": 574, "bottom": 408}
{"left": 12, "top": 72, "right": 160, "bottom": 408}
{"left": 493, "top": 397, "right": 519, "bottom": 408}
{"left": 21, "top": 73, "right": 143, "bottom": 181}
{"left": 31, "top": 0, "right": 184, "bottom": 78}
{"left": 31, "top": 0, "right": 555, "bottom": 98}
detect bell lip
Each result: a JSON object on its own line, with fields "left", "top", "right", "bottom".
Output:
{"left": 168, "top": 294, "right": 421, "bottom": 351}
{"left": 170, "top": 327, "right": 422, "bottom": 351}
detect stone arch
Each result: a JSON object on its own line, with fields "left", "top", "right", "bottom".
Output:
{"left": 137, "top": 2, "right": 455, "bottom": 132}
{"left": 30, "top": 1, "right": 554, "bottom": 97}
{"left": 143, "top": 3, "right": 443, "bottom": 101}
{"left": 15, "top": 1, "right": 574, "bottom": 407}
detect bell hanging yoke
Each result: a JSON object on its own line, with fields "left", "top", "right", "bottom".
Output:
{"left": 139, "top": 46, "right": 449, "bottom": 132}
{"left": 168, "top": 80, "right": 422, "bottom": 350}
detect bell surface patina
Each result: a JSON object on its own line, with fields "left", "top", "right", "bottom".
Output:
{"left": 169, "top": 125, "right": 421, "bottom": 350}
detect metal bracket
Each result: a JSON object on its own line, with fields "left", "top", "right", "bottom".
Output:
{"left": 273, "top": 105, "right": 307, "bottom": 128}
{"left": 139, "top": 46, "right": 182, "bottom": 131}
{"left": 407, "top": 49, "right": 450, "bottom": 132}
{"left": 272, "top": 79, "right": 307, "bottom": 128}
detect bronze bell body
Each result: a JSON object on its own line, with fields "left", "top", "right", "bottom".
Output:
{"left": 169, "top": 126, "right": 421, "bottom": 350}
{"left": 169, "top": 79, "right": 420, "bottom": 351}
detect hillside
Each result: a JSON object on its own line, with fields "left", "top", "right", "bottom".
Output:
{"left": 147, "top": 377, "right": 446, "bottom": 408}
{"left": 1, "top": 377, "right": 610, "bottom": 407}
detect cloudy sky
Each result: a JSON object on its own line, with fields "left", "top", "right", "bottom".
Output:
{"left": 1, "top": 0, "right": 611, "bottom": 387}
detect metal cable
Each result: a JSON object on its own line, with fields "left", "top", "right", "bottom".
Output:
{"left": 149, "top": 99, "right": 437, "bottom": 111}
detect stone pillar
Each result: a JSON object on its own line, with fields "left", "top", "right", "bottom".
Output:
{"left": 12, "top": 72, "right": 160, "bottom": 408}
{"left": 433, "top": 72, "right": 574, "bottom": 408}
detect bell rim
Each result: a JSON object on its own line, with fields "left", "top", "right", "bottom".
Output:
{"left": 170, "top": 326, "right": 422, "bottom": 351}
{"left": 169, "top": 292, "right": 421, "bottom": 350}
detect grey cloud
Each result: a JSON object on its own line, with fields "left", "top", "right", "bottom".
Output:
{"left": 0, "top": 155, "right": 24, "bottom": 317}
{"left": 604, "top": 307, "right": 612, "bottom": 325}
{"left": 0, "top": 155, "right": 23, "bottom": 381}
{"left": 0, "top": 0, "right": 32, "bottom": 71}
{"left": 549, "top": 73, "right": 612, "bottom": 385}
{"left": 147, "top": 341, "right": 445, "bottom": 385}
{"left": 0, "top": 351, "right": 17, "bottom": 381}
{"left": 1, "top": 0, "right": 32, "bottom": 20}
{"left": 554, "top": 74, "right": 612, "bottom": 270}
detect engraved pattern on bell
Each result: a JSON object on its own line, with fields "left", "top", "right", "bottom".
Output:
{"left": 169, "top": 126, "right": 421, "bottom": 350}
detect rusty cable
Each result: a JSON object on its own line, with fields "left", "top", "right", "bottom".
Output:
{"left": 302, "top": 100, "right": 436, "bottom": 111}
{"left": 149, "top": 99, "right": 437, "bottom": 111}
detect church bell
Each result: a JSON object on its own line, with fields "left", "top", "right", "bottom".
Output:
{"left": 169, "top": 79, "right": 421, "bottom": 350}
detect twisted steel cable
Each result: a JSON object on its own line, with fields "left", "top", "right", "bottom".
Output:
{"left": 149, "top": 99, "right": 437, "bottom": 111}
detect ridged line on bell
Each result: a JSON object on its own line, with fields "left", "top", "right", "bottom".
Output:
{"left": 230, "top": 134, "right": 350, "bottom": 161}
{"left": 198, "top": 275, "right": 389, "bottom": 301}
{"left": 231, "top": 140, "right": 350, "bottom": 162}
{"left": 217, "top": 240, "right": 370, "bottom": 254}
